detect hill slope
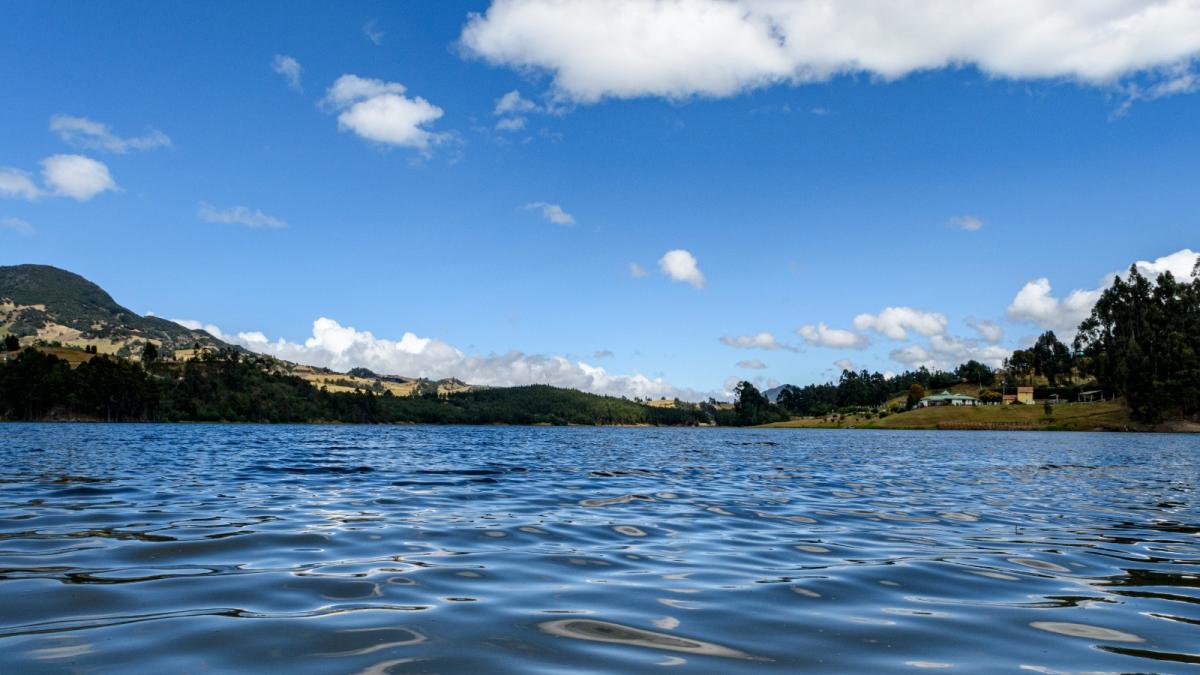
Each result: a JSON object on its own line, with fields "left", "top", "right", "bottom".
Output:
{"left": 0, "top": 264, "right": 227, "bottom": 355}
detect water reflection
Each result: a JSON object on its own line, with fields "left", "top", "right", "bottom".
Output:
{"left": 0, "top": 425, "right": 1197, "bottom": 672}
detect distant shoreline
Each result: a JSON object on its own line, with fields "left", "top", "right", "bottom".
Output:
{"left": 759, "top": 399, "right": 1200, "bottom": 433}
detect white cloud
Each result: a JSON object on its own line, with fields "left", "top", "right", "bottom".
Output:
{"left": 797, "top": 322, "right": 868, "bottom": 349}
{"left": 737, "top": 359, "right": 766, "bottom": 369}
{"left": 888, "top": 335, "right": 1009, "bottom": 371}
{"left": 659, "top": 249, "right": 705, "bottom": 289}
{"left": 173, "top": 316, "right": 710, "bottom": 400}
{"left": 0, "top": 168, "right": 39, "bottom": 200}
{"left": 460, "top": 1, "right": 1200, "bottom": 103}
{"left": 1007, "top": 279, "right": 1105, "bottom": 335}
{"left": 720, "top": 332, "right": 788, "bottom": 350}
{"left": 524, "top": 201, "right": 575, "bottom": 225}
{"left": 171, "top": 319, "right": 231, "bottom": 340}
{"left": 322, "top": 75, "right": 446, "bottom": 151}
{"left": 495, "top": 89, "right": 540, "bottom": 115}
{"left": 363, "top": 19, "right": 385, "bottom": 45}
{"left": 49, "top": 115, "right": 170, "bottom": 154}
{"left": 198, "top": 202, "right": 287, "bottom": 229}
{"left": 1, "top": 217, "right": 33, "bottom": 236}
{"left": 40, "top": 155, "right": 117, "bottom": 201}
{"left": 628, "top": 262, "right": 647, "bottom": 278}
{"left": 853, "top": 307, "right": 948, "bottom": 341}
{"left": 833, "top": 358, "right": 857, "bottom": 372}
{"left": 1006, "top": 248, "right": 1200, "bottom": 336}
{"left": 948, "top": 215, "right": 983, "bottom": 231}
{"left": 965, "top": 317, "right": 1004, "bottom": 344}
{"left": 1131, "top": 248, "right": 1200, "bottom": 279}
{"left": 272, "top": 55, "right": 303, "bottom": 91}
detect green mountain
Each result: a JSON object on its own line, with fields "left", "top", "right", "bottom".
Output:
{"left": 0, "top": 264, "right": 227, "bottom": 354}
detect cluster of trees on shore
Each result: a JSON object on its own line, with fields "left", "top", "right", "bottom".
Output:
{"left": 772, "top": 366, "right": 965, "bottom": 417}
{"left": 765, "top": 262, "right": 1200, "bottom": 424}
{"left": 0, "top": 348, "right": 709, "bottom": 426}
{"left": 1074, "top": 264, "right": 1200, "bottom": 422}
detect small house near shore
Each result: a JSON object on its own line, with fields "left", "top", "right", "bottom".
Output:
{"left": 917, "top": 390, "right": 978, "bottom": 408}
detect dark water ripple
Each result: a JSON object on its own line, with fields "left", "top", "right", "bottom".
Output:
{"left": 1, "top": 425, "right": 1198, "bottom": 672}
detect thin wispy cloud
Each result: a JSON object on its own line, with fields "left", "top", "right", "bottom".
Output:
{"left": 272, "top": 54, "right": 303, "bottom": 92}
{"left": 198, "top": 202, "right": 287, "bottom": 229}
{"left": 362, "top": 19, "right": 384, "bottom": 46}
{"left": 49, "top": 115, "right": 170, "bottom": 154}
{"left": 948, "top": 215, "right": 983, "bottom": 231}
{"left": 0, "top": 168, "right": 39, "bottom": 200}
{"left": 1, "top": 217, "right": 34, "bottom": 236}
{"left": 720, "top": 332, "right": 791, "bottom": 351}
{"left": 524, "top": 201, "right": 575, "bottom": 226}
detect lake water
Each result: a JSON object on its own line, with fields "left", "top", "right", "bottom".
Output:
{"left": 1, "top": 424, "right": 1198, "bottom": 673}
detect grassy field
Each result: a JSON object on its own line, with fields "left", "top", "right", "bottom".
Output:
{"left": 761, "top": 400, "right": 1148, "bottom": 432}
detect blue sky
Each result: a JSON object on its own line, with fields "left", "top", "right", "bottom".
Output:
{"left": 2, "top": 1, "right": 1198, "bottom": 399}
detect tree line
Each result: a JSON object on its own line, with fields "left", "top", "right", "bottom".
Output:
{"left": 0, "top": 348, "right": 709, "bottom": 426}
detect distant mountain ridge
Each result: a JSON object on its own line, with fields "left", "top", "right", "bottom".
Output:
{"left": 0, "top": 264, "right": 228, "bottom": 354}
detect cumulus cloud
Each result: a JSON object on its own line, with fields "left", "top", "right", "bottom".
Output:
{"left": 198, "top": 202, "right": 287, "bottom": 229}
{"left": 1, "top": 217, "right": 33, "bottom": 236}
{"left": 797, "top": 322, "right": 868, "bottom": 349}
{"left": 737, "top": 359, "right": 766, "bottom": 369}
{"left": 0, "top": 168, "right": 39, "bottom": 200}
{"left": 719, "top": 332, "right": 790, "bottom": 351}
{"left": 1130, "top": 248, "right": 1200, "bottom": 279}
{"left": 1005, "top": 274, "right": 1109, "bottom": 336}
{"left": 965, "top": 317, "right": 1004, "bottom": 344}
{"left": 628, "top": 262, "right": 647, "bottom": 278}
{"left": 272, "top": 54, "right": 303, "bottom": 91}
{"left": 889, "top": 335, "right": 1009, "bottom": 371}
{"left": 49, "top": 115, "right": 170, "bottom": 154}
{"left": 1006, "top": 249, "right": 1199, "bottom": 335}
{"left": 172, "top": 316, "right": 710, "bottom": 400}
{"left": 322, "top": 75, "right": 446, "bottom": 151}
{"left": 853, "top": 307, "right": 948, "bottom": 341}
{"left": 460, "top": 1, "right": 1200, "bottom": 103}
{"left": 40, "top": 155, "right": 117, "bottom": 201}
{"left": 495, "top": 89, "right": 540, "bottom": 116}
{"left": 948, "top": 215, "right": 983, "bottom": 231}
{"left": 524, "top": 201, "right": 575, "bottom": 225}
{"left": 659, "top": 249, "right": 705, "bottom": 289}
{"left": 363, "top": 19, "right": 384, "bottom": 45}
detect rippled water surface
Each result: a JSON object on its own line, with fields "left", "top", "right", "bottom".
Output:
{"left": 2, "top": 424, "right": 1199, "bottom": 673}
